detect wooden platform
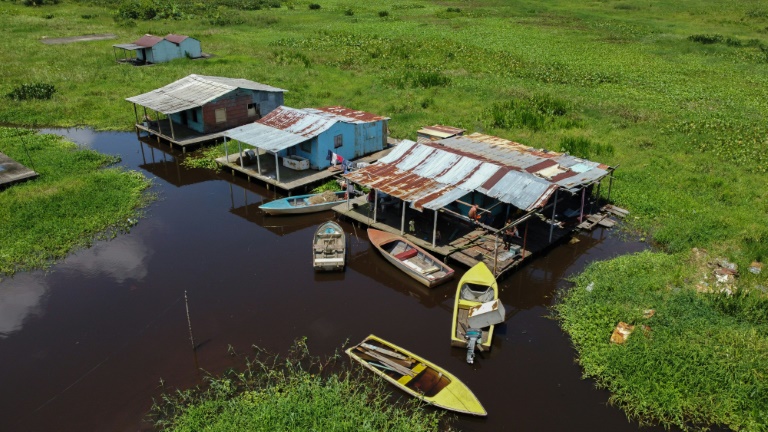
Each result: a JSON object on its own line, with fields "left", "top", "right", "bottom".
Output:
{"left": 216, "top": 146, "right": 396, "bottom": 193}
{"left": 135, "top": 119, "right": 226, "bottom": 151}
{"left": 0, "top": 152, "right": 38, "bottom": 189}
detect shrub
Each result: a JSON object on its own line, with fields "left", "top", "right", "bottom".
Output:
{"left": 446, "top": 7, "right": 460, "bottom": 13}
{"left": 7, "top": 83, "right": 56, "bottom": 101}
{"left": 688, "top": 34, "right": 723, "bottom": 44}
{"left": 308, "top": 3, "right": 320, "bottom": 9}
{"left": 559, "top": 136, "right": 615, "bottom": 159}
{"left": 378, "top": 10, "right": 389, "bottom": 17}
{"left": 344, "top": 8, "right": 353, "bottom": 16}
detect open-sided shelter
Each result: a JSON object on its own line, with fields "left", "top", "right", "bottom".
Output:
{"left": 222, "top": 105, "right": 389, "bottom": 182}
{"left": 343, "top": 132, "right": 615, "bottom": 246}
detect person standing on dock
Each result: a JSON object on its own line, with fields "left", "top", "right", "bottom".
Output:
{"left": 503, "top": 219, "right": 520, "bottom": 251}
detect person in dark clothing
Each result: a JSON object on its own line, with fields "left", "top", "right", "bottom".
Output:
{"left": 502, "top": 219, "right": 520, "bottom": 251}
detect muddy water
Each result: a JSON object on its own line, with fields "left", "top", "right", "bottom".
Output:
{"left": 0, "top": 129, "right": 664, "bottom": 432}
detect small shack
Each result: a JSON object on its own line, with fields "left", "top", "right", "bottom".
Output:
{"left": 341, "top": 132, "right": 617, "bottom": 276}
{"left": 112, "top": 34, "right": 202, "bottom": 64}
{"left": 221, "top": 105, "right": 389, "bottom": 182}
{"left": 126, "top": 74, "right": 287, "bottom": 148}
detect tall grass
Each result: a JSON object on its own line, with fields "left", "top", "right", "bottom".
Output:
{"left": 151, "top": 339, "right": 451, "bottom": 432}
{"left": 0, "top": 128, "right": 152, "bottom": 275}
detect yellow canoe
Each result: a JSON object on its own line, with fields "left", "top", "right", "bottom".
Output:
{"left": 450, "top": 262, "right": 499, "bottom": 351}
{"left": 346, "top": 334, "right": 487, "bottom": 416}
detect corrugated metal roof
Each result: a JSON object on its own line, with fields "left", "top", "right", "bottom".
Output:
{"left": 417, "top": 124, "right": 465, "bottom": 139}
{"left": 134, "top": 34, "right": 163, "bottom": 47}
{"left": 164, "top": 34, "right": 189, "bottom": 44}
{"left": 345, "top": 135, "right": 611, "bottom": 211}
{"left": 224, "top": 122, "right": 308, "bottom": 153}
{"left": 125, "top": 74, "right": 287, "bottom": 114}
{"left": 303, "top": 106, "right": 389, "bottom": 123}
{"left": 112, "top": 43, "right": 143, "bottom": 50}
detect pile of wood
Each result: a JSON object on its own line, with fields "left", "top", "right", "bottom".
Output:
{"left": 307, "top": 190, "right": 341, "bottom": 205}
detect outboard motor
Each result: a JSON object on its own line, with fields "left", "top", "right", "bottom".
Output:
{"left": 465, "top": 329, "right": 482, "bottom": 364}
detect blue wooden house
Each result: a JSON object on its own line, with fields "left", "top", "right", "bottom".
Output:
{"left": 223, "top": 105, "right": 389, "bottom": 170}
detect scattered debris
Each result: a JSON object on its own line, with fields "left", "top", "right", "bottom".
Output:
{"left": 643, "top": 309, "right": 655, "bottom": 319}
{"left": 307, "top": 190, "right": 342, "bottom": 205}
{"left": 585, "top": 282, "right": 595, "bottom": 292}
{"left": 749, "top": 262, "right": 762, "bottom": 275}
{"left": 610, "top": 322, "right": 634, "bottom": 344}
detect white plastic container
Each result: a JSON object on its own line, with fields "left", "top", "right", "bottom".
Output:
{"left": 467, "top": 299, "right": 505, "bottom": 328}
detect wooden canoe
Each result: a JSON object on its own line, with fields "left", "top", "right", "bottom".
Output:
{"left": 367, "top": 228, "right": 454, "bottom": 288}
{"left": 313, "top": 221, "right": 345, "bottom": 271}
{"left": 451, "top": 262, "right": 499, "bottom": 351}
{"left": 259, "top": 191, "right": 346, "bottom": 215}
{"left": 346, "top": 334, "right": 487, "bottom": 416}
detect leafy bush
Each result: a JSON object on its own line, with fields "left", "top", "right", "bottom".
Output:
{"left": 559, "top": 136, "right": 614, "bottom": 159}
{"left": 7, "top": 83, "right": 56, "bottom": 101}
{"left": 378, "top": 10, "right": 389, "bottom": 17}
{"left": 446, "top": 7, "right": 460, "bottom": 13}
{"left": 22, "top": 0, "right": 59, "bottom": 5}
{"left": 688, "top": 34, "right": 723, "bottom": 44}
{"left": 308, "top": 3, "right": 320, "bottom": 10}
{"left": 344, "top": 8, "right": 353, "bottom": 16}
{"left": 486, "top": 94, "right": 574, "bottom": 132}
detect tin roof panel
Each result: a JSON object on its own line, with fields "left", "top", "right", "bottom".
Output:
{"left": 126, "top": 74, "right": 287, "bottom": 114}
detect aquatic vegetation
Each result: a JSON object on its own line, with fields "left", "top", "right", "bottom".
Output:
{"left": 151, "top": 339, "right": 451, "bottom": 432}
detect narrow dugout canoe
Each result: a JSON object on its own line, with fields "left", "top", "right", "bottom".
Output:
{"left": 367, "top": 228, "right": 454, "bottom": 288}
{"left": 346, "top": 334, "right": 487, "bottom": 416}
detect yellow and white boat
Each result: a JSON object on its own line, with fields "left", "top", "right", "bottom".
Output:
{"left": 450, "top": 263, "right": 499, "bottom": 360}
{"left": 346, "top": 334, "right": 487, "bottom": 416}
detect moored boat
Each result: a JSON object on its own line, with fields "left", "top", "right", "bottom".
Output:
{"left": 259, "top": 190, "right": 346, "bottom": 215}
{"left": 367, "top": 228, "right": 454, "bottom": 288}
{"left": 451, "top": 263, "right": 500, "bottom": 363}
{"left": 346, "top": 334, "right": 487, "bottom": 416}
{"left": 313, "top": 221, "right": 345, "bottom": 271}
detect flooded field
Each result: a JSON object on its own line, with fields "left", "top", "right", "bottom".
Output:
{"left": 0, "top": 129, "right": 664, "bottom": 431}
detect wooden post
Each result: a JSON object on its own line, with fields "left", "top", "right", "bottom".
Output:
{"left": 224, "top": 136, "right": 229, "bottom": 161}
{"left": 593, "top": 180, "right": 602, "bottom": 214}
{"left": 256, "top": 146, "right": 262, "bottom": 175}
{"left": 523, "top": 219, "right": 529, "bottom": 255}
{"left": 607, "top": 169, "right": 615, "bottom": 202}
{"left": 432, "top": 209, "right": 438, "bottom": 247}
{"left": 373, "top": 189, "right": 378, "bottom": 223}
{"left": 493, "top": 231, "right": 499, "bottom": 276}
{"left": 549, "top": 189, "right": 559, "bottom": 243}
{"left": 275, "top": 153, "right": 280, "bottom": 183}
{"left": 579, "top": 187, "right": 586, "bottom": 222}
{"left": 154, "top": 110, "right": 161, "bottom": 143}
{"left": 184, "top": 291, "right": 195, "bottom": 351}
{"left": 169, "top": 116, "right": 176, "bottom": 142}
{"left": 238, "top": 142, "right": 244, "bottom": 169}
{"left": 132, "top": 103, "right": 139, "bottom": 125}
{"left": 400, "top": 200, "right": 406, "bottom": 235}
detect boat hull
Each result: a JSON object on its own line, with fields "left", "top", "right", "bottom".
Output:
{"left": 346, "top": 334, "right": 487, "bottom": 416}
{"left": 367, "top": 228, "right": 454, "bottom": 288}
{"left": 260, "top": 191, "right": 346, "bottom": 215}
{"left": 451, "top": 262, "right": 499, "bottom": 351}
{"left": 313, "top": 221, "right": 345, "bottom": 272}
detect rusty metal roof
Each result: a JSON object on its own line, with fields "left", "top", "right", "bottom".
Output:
{"left": 125, "top": 74, "right": 287, "bottom": 114}
{"left": 344, "top": 135, "right": 610, "bottom": 211}
{"left": 303, "top": 106, "right": 389, "bottom": 123}
{"left": 223, "top": 105, "right": 388, "bottom": 153}
{"left": 164, "top": 34, "right": 191, "bottom": 44}
{"left": 438, "top": 133, "right": 610, "bottom": 192}
{"left": 133, "top": 34, "right": 164, "bottom": 47}
{"left": 417, "top": 124, "right": 465, "bottom": 139}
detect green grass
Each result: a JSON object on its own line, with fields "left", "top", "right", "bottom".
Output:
{"left": 152, "top": 339, "right": 450, "bottom": 432}
{"left": 555, "top": 251, "right": 768, "bottom": 431}
{"left": 0, "top": 128, "right": 152, "bottom": 275}
{"left": 2, "top": 0, "right": 768, "bottom": 429}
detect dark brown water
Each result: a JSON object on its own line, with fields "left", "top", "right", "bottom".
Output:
{"left": 0, "top": 129, "right": 664, "bottom": 432}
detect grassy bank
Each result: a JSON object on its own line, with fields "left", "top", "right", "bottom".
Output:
{"left": 1, "top": 0, "right": 767, "bottom": 429}
{"left": 0, "top": 128, "right": 151, "bottom": 275}
{"left": 152, "top": 340, "right": 450, "bottom": 432}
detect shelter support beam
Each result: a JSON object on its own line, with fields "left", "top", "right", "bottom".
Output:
{"left": 549, "top": 189, "right": 559, "bottom": 243}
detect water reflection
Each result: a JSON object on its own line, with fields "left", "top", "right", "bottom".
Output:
{"left": 0, "top": 272, "right": 48, "bottom": 338}
{"left": 58, "top": 234, "right": 152, "bottom": 283}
